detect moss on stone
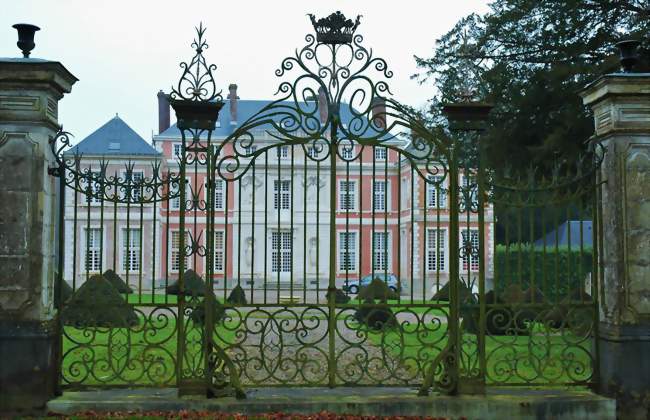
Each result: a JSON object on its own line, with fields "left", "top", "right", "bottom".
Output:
{"left": 61, "top": 274, "right": 138, "bottom": 328}
{"left": 102, "top": 269, "right": 133, "bottom": 294}
{"left": 165, "top": 269, "right": 206, "bottom": 297}
{"left": 227, "top": 285, "right": 247, "bottom": 305}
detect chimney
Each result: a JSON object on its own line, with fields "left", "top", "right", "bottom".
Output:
{"left": 228, "top": 83, "right": 238, "bottom": 125}
{"left": 157, "top": 90, "right": 170, "bottom": 134}
{"left": 318, "top": 86, "right": 328, "bottom": 124}
{"left": 371, "top": 97, "right": 386, "bottom": 129}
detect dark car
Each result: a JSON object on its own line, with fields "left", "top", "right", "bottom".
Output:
{"left": 342, "top": 273, "right": 400, "bottom": 294}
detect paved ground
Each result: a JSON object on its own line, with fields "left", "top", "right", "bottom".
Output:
{"left": 47, "top": 387, "right": 615, "bottom": 419}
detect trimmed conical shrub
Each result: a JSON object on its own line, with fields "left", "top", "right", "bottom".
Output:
{"left": 189, "top": 295, "right": 226, "bottom": 326}
{"left": 61, "top": 274, "right": 138, "bottom": 328}
{"left": 227, "top": 285, "right": 247, "bottom": 305}
{"left": 58, "top": 279, "right": 73, "bottom": 303}
{"left": 102, "top": 269, "right": 133, "bottom": 294}
{"left": 358, "top": 277, "right": 399, "bottom": 302}
{"left": 430, "top": 280, "right": 473, "bottom": 302}
{"left": 326, "top": 288, "right": 351, "bottom": 304}
{"left": 354, "top": 297, "right": 396, "bottom": 331}
{"left": 166, "top": 269, "right": 206, "bottom": 297}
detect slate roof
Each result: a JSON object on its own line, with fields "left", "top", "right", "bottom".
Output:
{"left": 158, "top": 99, "right": 392, "bottom": 140}
{"left": 66, "top": 115, "right": 159, "bottom": 156}
{"left": 534, "top": 220, "right": 593, "bottom": 248}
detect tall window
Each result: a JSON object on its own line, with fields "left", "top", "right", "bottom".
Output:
{"left": 170, "top": 182, "right": 188, "bottom": 210}
{"left": 340, "top": 145, "right": 354, "bottom": 160}
{"left": 274, "top": 180, "right": 291, "bottom": 210}
{"left": 271, "top": 231, "right": 292, "bottom": 273}
{"left": 173, "top": 143, "right": 182, "bottom": 157}
{"left": 339, "top": 231, "right": 357, "bottom": 271}
{"left": 372, "top": 232, "right": 389, "bottom": 271}
{"left": 85, "top": 228, "right": 102, "bottom": 271}
{"left": 214, "top": 231, "right": 224, "bottom": 272}
{"left": 427, "top": 175, "right": 447, "bottom": 208}
{"left": 122, "top": 228, "right": 141, "bottom": 271}
{"left": 373, "top": 180, "right": 387, "bottom": 211}
{"left": 307, "top": 146, "right": 319, "bottom": 159}
{"left": 461, "top": 229, "right": 480, "bottom": 272}
{"left": 462, "top": 175, "right": 479, "bottom": 208}
{"left": 427, "top": 229, "right": 446, "bottom": 272}
{"left": 374, "top": 146, "right": 387, "bottom": 161}
{"left": 339, "top": 180, "right": 356, "bottom": 210}
{"left": 206, "top": 179, "right": 224, "bottom": 210}
{"left": 170, "top": 230, "right": 188, "bottom": 272}
{"left": 245, "top": 145, "right": 257, "bottom": 156}
{"left": 129, "top": 171, "right": 144, "bottom": 203}
{"left": 276, "top": 146, "right": 289, "bottom": 159}
{"left": 85, "top": 172, "right": 102, "bottom": 204}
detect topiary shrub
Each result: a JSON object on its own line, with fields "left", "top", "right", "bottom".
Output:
{"left": 354, "top": 299, "right": 396, "bottom": 331}
{"left": 102, "top": 269, "right": 133, "bottom": 294}
{"left": 58, "top": 279, "right": 73, "bottom": 303}
{"left": 188, "top": 295, "right": 226, "bottom": 326}
{"left": 166, "top": 269, "right": 206, "bottom": 297}
{"left": 358, "top": 278, "right": 399, "bottom": 302}
{"left": 430, "top": 280, "right": 474, "bottom": 302}
{"left": 61, "top": 274, "right": 138, "bottom": 328}
{"left": 227, "top": 285, "right": 247, "bottom": 305}
{"left": 325, "top": 288, "right": 351, "bottom": 304}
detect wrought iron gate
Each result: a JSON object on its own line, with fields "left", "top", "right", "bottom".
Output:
{"left": 50, "top": 12, "right": 601, "bottom": 397}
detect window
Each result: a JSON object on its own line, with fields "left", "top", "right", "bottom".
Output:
{"left": 339, "top": 180, "right": 356, "bottom": 210}
{"left": 372, "top": 232, "right": 389, "bottom": 271}
{"left": 340, "top": 145, "right": 354, "bottom": 160}
{"left": 170, "top": 182, "right": 184, "bottom": 210}
{"left": 427, "top": 175, "right": 447, "bottom": 208}
{"left": 273, "top": 180, "right": 291, "bottom": 210}
{"left": 462, "top": 175, "right": 479, "bottom": 209}
{"left": 245, "top": 145, "right": 257, "bottom": 156}
{"left": 122, "top": 228, "right": 141, "bottom": 271}
{"left": 276, "top": 146, "right": 289, "bottom": 159}
{"left": 214, "top": 231, "right": 224, "bottom": 272}
{"left": 173, "top": 143, "right": 182, "bottom": 157}
{"left": 307, "top": 146, "right": 319, "bottom": 159}
{"left": 374, "top": 146, "right": 387, "bottom": 161}
{"left": 271, "top": 231, "right": 292, "bottom": 273}
{"left": 85, "top": 172, "right": 102, "bottom": 204}
{"left": 339, "top": 231, "right": 357, "bottom": 271}
{"left": 129, "top": 171, "right": 144, "bottom": 202}
{"left": 461, "top": 229, "right": 480, "bottom": 272}
{"left": 427, "top": 229, "right": 446, "bottom": 272}
{"left": 170, "top": 230, "right": 188, "bottom": 272}
{"left": 205, "top": 179, "right": 225, "bottom": 210}
{"left": 373, "top": 180, "right": 387, "bottom": 211}
{"left": 84, "top": 228, "right": 102, "bottom": 271}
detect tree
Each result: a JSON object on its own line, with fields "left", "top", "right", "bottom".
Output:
{"left": 414, "top": 0, "right": 649, "bottom": 169}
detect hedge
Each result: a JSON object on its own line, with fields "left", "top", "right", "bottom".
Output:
{"left": 493, "top": 245, "right": 593, "bottom": 303}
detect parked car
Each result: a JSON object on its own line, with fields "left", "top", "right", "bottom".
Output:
{"left": 342, "top": 273, "right": 400, "bottom": 294}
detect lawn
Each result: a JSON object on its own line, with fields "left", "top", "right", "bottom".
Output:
{"left": 367, "top": 322, "right": 594, "bottom": 385}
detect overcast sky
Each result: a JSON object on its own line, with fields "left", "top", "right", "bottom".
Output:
{"left": 1, "top": 1, "right": 490, "bottom": 142}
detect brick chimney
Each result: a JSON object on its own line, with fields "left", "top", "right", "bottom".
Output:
{"left": 228, "top": 83, "right": 238, "bottom": 125}
{"left": 371, "top": 97, "right": 386, "bottom": 129}
{"left": 318, "top": 86, "right": 328, "bottom": 124}
{"left": 157, "top": 90, "right": 170, "bottom": 134}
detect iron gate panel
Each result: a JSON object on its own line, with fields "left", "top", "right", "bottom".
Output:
{"left": 48, "top": 12, "right": 601, "bottom": 396}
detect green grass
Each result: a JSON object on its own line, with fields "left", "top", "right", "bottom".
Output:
{"left": 62, "top": 312, "right": 237, "bottom": 387}
{"left": 126, "top": 293, "right": 178, "bottom": 304}
{"left": 367, "top": 322, "right": 594, "bottom": 385}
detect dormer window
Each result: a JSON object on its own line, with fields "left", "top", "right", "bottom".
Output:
{"left": 108, "top": 142, "right": 121, "bottom": 150}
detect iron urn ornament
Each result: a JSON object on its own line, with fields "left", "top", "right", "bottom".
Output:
{"left": 12, "top": 23, "right": 40, "bottom": 58}
{"left": 615, "top": 39, "right": 641, "bottom": 73}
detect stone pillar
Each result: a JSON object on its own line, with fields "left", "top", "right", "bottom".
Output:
{"left": 581, "top": 72, "right": 650, "bottom": 418}
{"left": 0, "top": 50, "right": 77, "bottom": 411}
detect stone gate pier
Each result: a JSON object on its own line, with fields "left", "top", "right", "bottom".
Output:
{"left": 0, "top": 26, "right": 77, "bottom": 412}
{"left": 581, "top": 53, "right": 650, "bottom": 418}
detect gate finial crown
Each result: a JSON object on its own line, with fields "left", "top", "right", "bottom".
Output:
{"left": 308, "top": 11, "right": 362, "bottom": 45}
